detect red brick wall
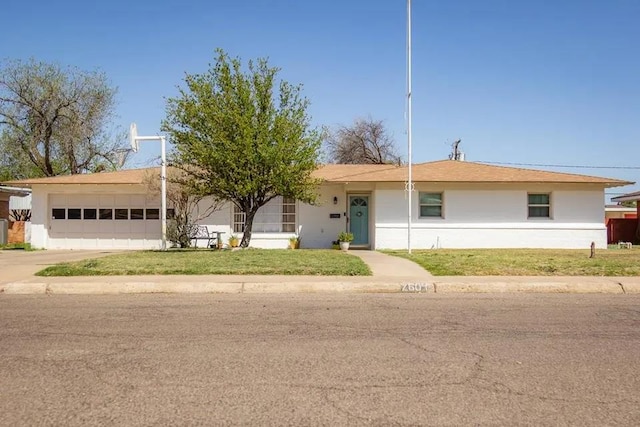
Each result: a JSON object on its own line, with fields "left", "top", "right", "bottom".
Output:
{"left": 0, "top": 200, "right": 8, "bottom": 220}
{"left": 8, "top": 221, "right": 25, "bottom": 244}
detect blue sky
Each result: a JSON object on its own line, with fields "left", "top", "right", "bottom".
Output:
{"left": 2, "top": 0, "right": 638, "bottom": 199}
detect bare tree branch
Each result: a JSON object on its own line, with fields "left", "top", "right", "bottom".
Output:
{"left": 0, "top": 59, "right": 127, "bottom": 179}
{"left": 325, "top": 117, "right": 401, "bottom": 164}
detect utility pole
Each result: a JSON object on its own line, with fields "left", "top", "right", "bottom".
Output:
{"left": 406, "top": 0, "right": 413, "bottom": 254}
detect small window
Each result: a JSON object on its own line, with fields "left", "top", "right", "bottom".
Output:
{"left": 419, "top": 192, "right": 443, "bottom": 218}
{"left": 83, "top": 209, "right": 97, "bottom": 220}
{"left": 282, "top": 197, "right": 296, "bottom": 233}
{"left": 52, "top": 209, "right": 66, "bottom": 220}
{"left": 167, "top": 208, "right": 176, "bottom": 220}
{"left": 99, "top": 208, "right": 113, "bottom": 220}
{"left": 130, "top": 209, "right": 144, "bottom": 220}
{"left": 146, "top": 208, "right": 160, "bottom": 220}
{"left": 528, "top": 193, "right": 550, "bottom": 218}
{"left": 115, "top": 209, "right": 129, "bottom": 220}
{"left": 68, "top": 208, "right": 82, "bottom": 220}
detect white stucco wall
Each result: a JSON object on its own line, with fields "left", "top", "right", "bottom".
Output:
{"left": 30, "top": 187, "right": 48, "bottom": 249}
{"left": 297, "top": 184, "right": 348, "bottom": 248}
{"left": 195, "top": 185, "right": 348, "bottom": 249}
{"left": 28, "top": 181, "right": 610, "bottom": 250}
{"left": 374, "top": 184, "right": 608, "bottom": 249}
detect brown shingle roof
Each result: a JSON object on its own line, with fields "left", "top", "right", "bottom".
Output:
{"left": 314, "top": 160, "right": 632, "bottom": 187}
{"left": 2, "top": 168, "right": 159, "bottom": 186}
{"left": 3, "top": 160, "right": 633, "bottom": 188}
{"left": 611, "top": 190, "right": 640, "bottom": 202}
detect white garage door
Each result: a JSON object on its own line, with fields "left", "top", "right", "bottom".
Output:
{"left": 48, "top": 194, "right": 162, "bottom": 249}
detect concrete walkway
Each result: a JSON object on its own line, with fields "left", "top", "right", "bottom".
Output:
{"left": 0, "top": 250, "right": 122, "bottom": 284}
{"left": 1, "top": 250, "right": 639, "bottom": 295}
{"left": 348, "top": 250, "right": 433, "bottom": 278}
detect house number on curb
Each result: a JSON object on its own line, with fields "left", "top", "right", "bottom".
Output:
{"left": 401, "top": 283, "right": 429, "bottom": 292}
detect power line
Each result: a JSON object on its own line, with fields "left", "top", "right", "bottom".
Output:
{"left": 477, "top": 161, "right": 640, "bottom": 170}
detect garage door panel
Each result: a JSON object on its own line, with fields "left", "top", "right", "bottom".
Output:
{"left": 51, "top": 194, "right": 67, "bottom": 206}
{"left": 99, "top": 221, "right": 115, "bottom": 233}
{"left": 130, "top": 195, "right": 145, "bottom": 205}
{"left": 47, "top": 193, "right": 161, "bottom": 249}
{"left": 67, "top": 221, "right": 83, "bottom": 233}
{"left": 145, "top": 222, "right": 160, "bottom": 233}
{"left": 82, "top": 219, "right": 99, "bottom": 233}
{"left": 115, "top": 222, "right": 130, "bottom": 234}
{"left": 66, "top": 194, "right": 97, "bottom": 206}
{"left": 99, "top": 195, "right": 115, "bottom": 206}
{"left": 115, "top": 195, "right": 130, "bottom": 206}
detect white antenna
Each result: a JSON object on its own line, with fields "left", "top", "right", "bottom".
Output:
{"left": 129, "top": 123, "right": 139, "bottom": 152}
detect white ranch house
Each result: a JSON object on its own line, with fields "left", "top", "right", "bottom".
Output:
{"left": 4, "top": 160, "right": 632, "bottom": 250}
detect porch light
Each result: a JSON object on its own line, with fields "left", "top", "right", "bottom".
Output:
{"left": 333, "top": 196, "right": 338, "bottom": 205}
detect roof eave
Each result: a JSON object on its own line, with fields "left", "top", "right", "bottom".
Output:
{"left": 0, "top": 185, "right": 33, "bottom": 194}
{"left": 612, "top": 195, "right": 640, "bottom": 203}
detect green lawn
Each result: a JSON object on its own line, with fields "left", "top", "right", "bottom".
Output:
{"left": 36, "top": 249, "right": 372, "bottom": 276}
{"left": 384, "top": 247, "right": 640, "bottom": 276}
{"left": 0, "top": 243, "right": 35, "bottom": 251}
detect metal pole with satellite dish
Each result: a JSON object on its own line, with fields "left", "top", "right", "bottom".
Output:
{"left": 130, "top": 123, "right": 168, "bottom": 251}
{"left": 406, "top": 0, "right": 413, "bottom": 254}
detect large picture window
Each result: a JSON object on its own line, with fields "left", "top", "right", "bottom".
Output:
{"left": 528, "top": 193, "right": 551, "bottom": 218}
{"left": 233, "top": 197, "right": 297, "bottom": 233}
{"left": 419, "top": 192, "right": 443, "bottom": 218}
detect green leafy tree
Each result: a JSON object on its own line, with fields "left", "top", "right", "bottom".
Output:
{"left": 0, "top": 59, "right": 127, "bottom": 179}
{"left": 163, "top": 49, "right": 322, "bottom": 247}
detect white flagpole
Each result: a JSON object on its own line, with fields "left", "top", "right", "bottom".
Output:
{"left": 407, "top": 0, "right": 413, "bottom": 254}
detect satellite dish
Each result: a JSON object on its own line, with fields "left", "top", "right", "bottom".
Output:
{"left": 129, "top": 123, "right": 139, "bottom": 152}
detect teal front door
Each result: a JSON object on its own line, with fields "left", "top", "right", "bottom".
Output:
{"left": 349, "top": 196, "right": 369, "bottom": 246}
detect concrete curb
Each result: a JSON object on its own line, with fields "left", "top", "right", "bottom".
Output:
{"left": 2, "top": 279, "right": 638, "bottom": 295}
{"left": 0, "top": 281, "right": 419, "bottom": 295}
{"left": 1, "top": 283, "right": 48, "bottom": 294}
{"left": 618, "top": 281, "right": 640, "bottom": 294}
{"left": 434, "top": 281, "right": 623, "bottom": 294}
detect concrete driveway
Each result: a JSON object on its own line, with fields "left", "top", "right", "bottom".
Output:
{"left": 0, "top": 250, "right": 121, "bottom": 284}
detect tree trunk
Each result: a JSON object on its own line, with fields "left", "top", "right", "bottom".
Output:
{"left": 241, "top": 210, "right": 257, "bottom": 248}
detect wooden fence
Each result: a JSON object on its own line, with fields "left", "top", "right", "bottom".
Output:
{"left": 606, "top": 218, "right": 639, "bottom": 244}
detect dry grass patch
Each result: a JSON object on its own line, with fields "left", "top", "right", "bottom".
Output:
{"left": 36, "top": 249, "right": 371, "bottom": 276}
{"left": 384, "top": 247, "right": 640, "bottom": 276}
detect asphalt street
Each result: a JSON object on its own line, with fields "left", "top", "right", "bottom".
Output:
{"left": 1, "top": 293, "right": 639, "bottom": 426}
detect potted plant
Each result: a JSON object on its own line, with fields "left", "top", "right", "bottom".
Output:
{"left": 331, "top": 240, "right": 340, "bottom": 250}
{"left": 228, "top": 234, "right": 240, "bottom": 248}
{"left": 288, "top": 235, "right": 300, "bottom": 249}
{"left": 337, "top": 231, "right": 354, "bottom": 251}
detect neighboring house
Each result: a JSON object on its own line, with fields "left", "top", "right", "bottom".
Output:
{"left": 611, "top": 190, "right": 640, "bottom": 213}
{"left": 605, "top": 204, "right": 637, "bottom": 221}
{"left": 609, "top": 190, "right": 640, "bottom": 244}
{"left": 3, "top": 160, "right": 632, "bottom": 250}
{"left": 0, "top": 186, "right": 31, "bottom": 220}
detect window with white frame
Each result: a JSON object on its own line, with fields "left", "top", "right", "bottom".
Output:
{"left": 419, "top": 192, "right": 443, "bottom": 218}
{"left": 233, "top": 196, "right": 296, "bottom": 233}
{"left": 528, "top": 193, "right": 551, "bottom": 218}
